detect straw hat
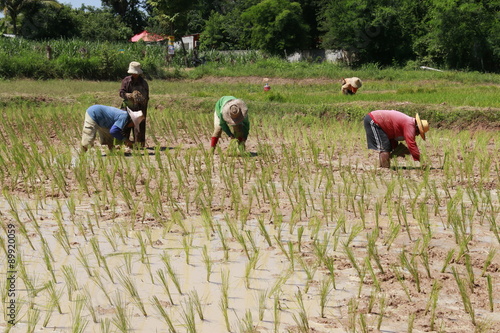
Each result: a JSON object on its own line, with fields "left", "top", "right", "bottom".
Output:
{"left": 127, "top": 107, "right": 145, "bottom": 134}
{"left": 222, "top": 99, "right": 247, "bottom": 126}
{"left": 348, "top": 77, "right": 362, "bottom": 88}
{"left": 415, "top": 113, "right": 429, "bottom": 140}
{"left": 127, "top": 61, "right": 143, "bottom": 75}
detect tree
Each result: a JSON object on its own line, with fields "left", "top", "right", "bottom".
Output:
{"left": 241, "top": 0, "right": 310, "bottom": 55}
{"left": 21, "top": 2, "right": 79, "bottom": 39}
{"left": 75, "top": 6, "right": 133, "bottom": 41}
{"left": 199, "top": 10, "right": 247, "bottom": 50}
{"left": 102, "top": 0, "right": 147, "bottom": 33}
{"left": 1, "top": 0, "right": 59, "bottom": 35}
{"left": 419, "top": 0, "right": 499, "bottom": 71}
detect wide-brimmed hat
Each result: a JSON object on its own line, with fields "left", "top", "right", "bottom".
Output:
{"left": 222, "top": 99, "right": 247, "bottom": 126}
{"left": 127, "top": 107, "right": 145, "bottom": 135}
{"left": 127, "top": 61, "right": 143, "bottom": 75}
{"left": 348, "top": 77, "right": 362, "bottom": 88}
{"left": 415, "top": 113, "right": 429, "bottom": 140}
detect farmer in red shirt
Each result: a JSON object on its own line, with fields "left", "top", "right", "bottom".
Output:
{"left": 364, "top": 110, "right": 429, "bottom": 168}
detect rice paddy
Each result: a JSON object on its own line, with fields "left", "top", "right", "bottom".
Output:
{"left": 0, "top": 76, "right": 499, "bottom": 332}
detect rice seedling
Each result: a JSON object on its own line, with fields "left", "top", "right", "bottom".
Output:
{"left": 45, "top": 280, "right": 63, "bottom": 314}
{"left": 182, "top": 233, "right": 194, "bottom": 265}
{"left": 201, "top": 245, "right": 213, "bottom": 282}
{"left": 400, "top": 249, "right": 421, "bottom": 293}
{"left": 451, "top": 266, "right": 475, "bottom": 325}
{"left": 407, "top": 312, "right": 415, "bottom": 333}
{"left": 90, "top": 270, "right": 113, "bottom": 306}
{"left": 116, "top": 268, "right": 147, "bottom": 317}
{"left": 292, "top": 289, "right": 310, "bottom": 333}
{"left": 319, "top": 277, "right": 332, "bottom": 318}
{"left": 391, "top": 264, "right": 412, "bottom": 302}
{"left": 103, "top": 229, "right": 118, "bottom": 252}
{"left": 219, "top": 269, "right": 231, "bottom": 331}
{"left": 256, "top": 217, "right": 273, "bottom": 247}
{"left": 82, "top": 286, "right": 98, "bottom": 323}
{"left": 425, "top": 280, "right": 441, "bottom": 331}
{"left": 180, "top": 300, "right": 197, "bottom": 333}
{"left": 215, "top": 224, "right": 230, "bottom": 261}
{"left": 22, "top": 303, "right": 39, "bottom": 333}
{"left": 487, "top": 275, "right": 494, "bottom": 312}
{"left": 42, "top": 299, "right": 56, "bottom": 327}
{"left": 62, "top": 265, "right": 79, "bottom": 301}
{"left": 151, "top": 295, "right": 177, "bottom": 332}
{"left": 71, "top": 296, "right": 89, "bottom": 333}
{"left": 111, "top": 292, "right": 131, "bottom": 333}
{"left": 157, "top": 268, "right": 175, "bottom": 305}
{"left": 441, "top": 248, "right": 455, "bottom": 273}
{"left": 189, "top": 290, "right": 205, "bottom": 321}
{"left": 481, "top": 248, "right": 496, "bottom": 277}
{"left": 161, "top": 251, "right": 183, "bottom": 294}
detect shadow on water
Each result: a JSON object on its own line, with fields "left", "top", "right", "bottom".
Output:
{"left": 103, "top": 147, "right": 259, "bottom": 157}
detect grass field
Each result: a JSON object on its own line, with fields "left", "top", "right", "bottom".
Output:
{"left": 0, "top": 74, "right": 499, "bottom": 333}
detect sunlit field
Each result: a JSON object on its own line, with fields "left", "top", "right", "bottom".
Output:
{"left": 1, "top": 76, "right": 499, "bottom": 333}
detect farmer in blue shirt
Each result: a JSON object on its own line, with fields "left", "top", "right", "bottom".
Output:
{"left": 81, "top": 105, "right": 144, "bottom": 152}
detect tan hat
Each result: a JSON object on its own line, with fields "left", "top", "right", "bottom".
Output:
{"left": 348, "top": 77, "right": 362, "bottom": 88}
{"left": 127, "top": 61, "right": 143, "bottom": 75}
{"left": 222, "top": 99, "right": 247, "bottom": 126}
{"left": 415, "top": 113, "right": 429, "bottom": 140}
{"left": 127, "top": 107, "right": 145, "bottom": 135}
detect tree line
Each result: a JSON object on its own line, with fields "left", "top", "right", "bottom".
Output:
{"left": 1, "top": 0, "right": 499, "bottom": 72}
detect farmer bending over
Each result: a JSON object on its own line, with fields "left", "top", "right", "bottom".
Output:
{"left": 210, "top": 96, "right": 249, "bottom": 151}
{"left": 341, "top": 77, "right": 362, "bottom": 95}
{"left": 364, "top": 110, "right": 429, "bottom": 168}
{"left": 81, "top": 105, "right": 145, "bottom": 152}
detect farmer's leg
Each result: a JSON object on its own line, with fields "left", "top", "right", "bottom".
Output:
{"left": 211, "top": 112, "right": 223, "bottom": 148}
{"left": 97, "top": 127, "right": 115, "bottom": 150}
{"left": 81, "top": 112, "right": 98, "bottom": 151}
{"left": 364, "top": 114, "right": 391, "bottom": 168}
{"left": 136, "top": 117, "right": 146, "bottom": 145}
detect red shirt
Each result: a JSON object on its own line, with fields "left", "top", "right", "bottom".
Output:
{"left": 369, "top": 110, "right": 420, "bottom": 161}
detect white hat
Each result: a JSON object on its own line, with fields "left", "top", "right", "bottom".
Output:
{"left": 222, "top": 99, "right": 247, "bottom": 126}
{"left": 347, "top": 77, "right": 362, "bottom": 88}
{"left": 127, "top": 107, "right": 145, "bottom": 135}
{"left": 127, "top": 61, "right": 143, "bottom": 75}
{"left": 415, "top": 113, "right": 429, "bottom": 140}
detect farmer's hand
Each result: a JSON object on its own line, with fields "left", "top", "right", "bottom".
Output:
{"left": 391, "top": 143, "right": 410, "bottom": 157}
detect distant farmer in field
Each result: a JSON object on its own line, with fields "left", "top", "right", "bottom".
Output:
{"left": 341, "top": 77, "right": 362, "bottom": 95}
{"left": 210, "top": 96, "right": 249, "bottom": 151}
{"left": 81, "top": 105, "right": 145, "bottom": 152}
{"left": 120, "top": 61, "right": 149, "bottom": 146}
{"left": 364, "top": 110, "right": 429, "bottom": 168}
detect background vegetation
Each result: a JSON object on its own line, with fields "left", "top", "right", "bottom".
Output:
{"left": 1, "top": 0, "right": 499, "bottom": 73}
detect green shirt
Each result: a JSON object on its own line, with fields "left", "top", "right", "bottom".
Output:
{"left": 215, "top": 96, "right": 250, "bottom": 138}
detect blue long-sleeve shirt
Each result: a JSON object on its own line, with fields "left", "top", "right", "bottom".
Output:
{"left": 87, "top": 105, "right": 129, "bottom": 141}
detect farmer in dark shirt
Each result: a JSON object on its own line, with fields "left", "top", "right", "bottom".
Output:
{"left": 119, "top": 61, "right": 149, "bottom": 146}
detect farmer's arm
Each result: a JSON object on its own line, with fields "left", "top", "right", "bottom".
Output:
{"left": 220, "top": 121, "right": 233, "bottom": 137}
{"left": 110, "top": 125, "right": 126, "bottom": 141}
{"left": 242, "top": 117, "right": 250, "bottom": 139}
{"left": 119, "top": 77, "right": 131, "bottom": 99}
{"left": 404, "top": 133, "right": 420, "bottom": 161}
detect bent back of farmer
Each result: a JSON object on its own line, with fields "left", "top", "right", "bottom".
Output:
{"left": 210, "top": 96, "right": 250, "bottom": 151}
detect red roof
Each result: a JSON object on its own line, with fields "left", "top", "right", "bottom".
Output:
{"left": 130, "top": 31, "right": 166, "bottom": 42}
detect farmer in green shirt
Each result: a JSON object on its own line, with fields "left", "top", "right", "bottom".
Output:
{"left": 210, "top": 96, "right": 249, "bottom": 151}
